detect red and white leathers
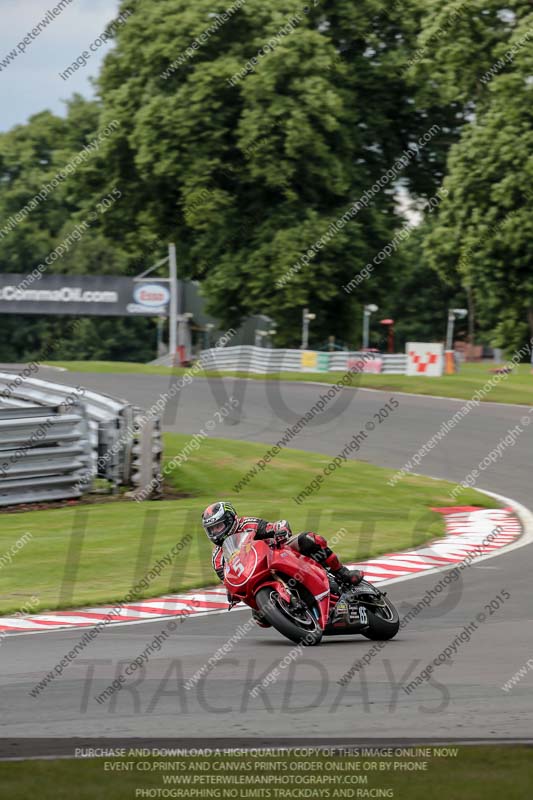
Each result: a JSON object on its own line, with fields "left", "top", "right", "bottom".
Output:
{"left": 212, "top": 516, "right": 363, "bottom": 588}
{"left": 212, "top": 517, "right": 290, "bottom": 579}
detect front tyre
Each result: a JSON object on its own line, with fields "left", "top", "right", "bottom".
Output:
{"left": 255, "top": 587, "right": 323, "bottom": 646}
{"left": 361, "top": 596, "right": 400, "bottom": 641}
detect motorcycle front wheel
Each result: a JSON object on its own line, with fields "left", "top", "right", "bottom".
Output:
{"left": 255, "top": 587, "right": 323, "bottom": 646}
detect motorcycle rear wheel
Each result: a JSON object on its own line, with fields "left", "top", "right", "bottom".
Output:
{"left": 255, "top": 587, "right": 323, "bottom": 646}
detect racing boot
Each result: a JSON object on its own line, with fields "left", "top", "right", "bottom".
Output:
{"left": 296, "top": 533, "right": 365, "bottom": 589}
{"left": 334, "top": 565, "right": 365, "bottom": 588}
{"left": 324, "top": 550, "right": 364, "bottom": 588}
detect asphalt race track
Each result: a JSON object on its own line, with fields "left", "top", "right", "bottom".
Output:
{"left": 1, "top": 368, "right": 532, "bottom": 741}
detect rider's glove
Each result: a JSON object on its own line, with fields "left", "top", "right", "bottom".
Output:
{"left": 273, "top": 520, "right": 291, "bottom": 548}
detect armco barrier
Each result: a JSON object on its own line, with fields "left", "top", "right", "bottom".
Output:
{"left": 0, "top": 404, "right": 92, "bottom": 506}
{"left": 197, "top": 347, "right": 407, "bottom": 374}
{"left": 0, "top": 371, "right": 162, "bottom": 505}
{"left": 129, "top": 409, "right": 163, "bottom": 498}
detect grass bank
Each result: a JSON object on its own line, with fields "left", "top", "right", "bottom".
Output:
{"left": 0, "top": 434, "right": 497, "bottom": 615}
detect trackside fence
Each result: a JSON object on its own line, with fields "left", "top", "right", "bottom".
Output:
{"left": 198, "top": 346, "right": 407, "bottom": 374}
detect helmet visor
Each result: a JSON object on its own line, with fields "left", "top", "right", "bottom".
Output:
{"left": 208, "top": 521, "right": 226, "bottom": 536}
{"left": 205, "top": 519, "right": 229, "bottom": 543}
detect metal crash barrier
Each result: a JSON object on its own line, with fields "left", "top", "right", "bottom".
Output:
{"left": 0, "top": 404, "right": 92, "bottom": 506}
{"left": 0, "top": 372, "right": 162, "bottom": 507}
{"left": 197, "top": 347, "right": 408, "bottom": 375}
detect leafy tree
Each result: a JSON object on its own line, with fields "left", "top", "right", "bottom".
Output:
{"left": 93, "top": 0, "right": 462, "bottom": 345}
{"left": 415, "top": 1, "right": 533, "bottom": 353}
{"left": 0, "top": 96, "right": 155, "bottom": 362}
{"left": 386, "top": 223, "right": 467, "bottom": 349}
{"left": 2, "top": 0, "right": 526, "bottom": 359}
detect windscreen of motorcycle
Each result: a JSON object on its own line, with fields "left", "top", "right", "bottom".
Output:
{"left": 222, "top": 531, "right": 251, "bottom": 560}
{"left": 222, "top": 530, "right": 258, "bottom": 587}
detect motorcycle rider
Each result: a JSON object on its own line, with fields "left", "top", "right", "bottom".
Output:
{"left": 202, "top": 501, "right": 364, "bottom": 627}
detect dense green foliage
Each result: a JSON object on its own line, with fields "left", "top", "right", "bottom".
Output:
{"left": 414, "top": 0, "right": 533, "bottom": 351}
{"left": 0, "top": 96, "right": 157, "bottom": 361}
{"left": 0, "top": 0, "right": 530, "bottom": 358}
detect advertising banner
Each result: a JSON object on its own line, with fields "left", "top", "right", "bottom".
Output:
{"left": 347, "top": 356, "right": 383, "bottom": 374}
{"left": 0, "top": 274, "right": 170, "bottom": 316}
{"left": 406, "top": 342, "right": 444, "bottom": 376}
{"left": 300, "top": 351, "right": 330, "bottom": 372}
{"left": 300, "top": 351, "right": 317, "bottom": 371}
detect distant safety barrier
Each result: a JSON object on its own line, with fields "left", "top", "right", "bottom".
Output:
{"left": 198, "top": 347, "right": 408, "bottom": 375}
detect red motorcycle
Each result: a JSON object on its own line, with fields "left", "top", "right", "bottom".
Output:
{"left": 222, "top": 530, "right": 399, "bottom": 646}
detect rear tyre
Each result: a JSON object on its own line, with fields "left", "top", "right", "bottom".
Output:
{"left": 255, "top": 587, "right": 322, "bottom": 646}
{"left": 361, "top": 596, "right": 400, "bottom": 641}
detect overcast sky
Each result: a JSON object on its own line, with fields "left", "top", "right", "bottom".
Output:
{"left": 0, "top": 0, "right": 121, "bottom": 132}
{"left": 0, "top": 0, "right": 422, "bottom": 224}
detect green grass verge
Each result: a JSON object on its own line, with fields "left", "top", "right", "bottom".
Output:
{"left": 45, "top": 360, "right": 533, "bottom": 405}
{"left": 0, "top": 749, "right": 529, "bottom": 799}
{"left": 0, "top": 434, "right": 497, "bottom": 616}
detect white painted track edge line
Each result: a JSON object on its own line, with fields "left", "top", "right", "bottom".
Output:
{"left": 214, "top": 376, "right": 533, "bottom": 410}
{"left": 3, "top": 608, "right": 234, "bottom": 638}
{"left": 354, "top": 386, "right": 533, "bottom": 410}
{"left": 6, "top": 486, "right": 531, "bottom": 637}
{"left": 349, "top": 485, "right": 533, "bottom": 589}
